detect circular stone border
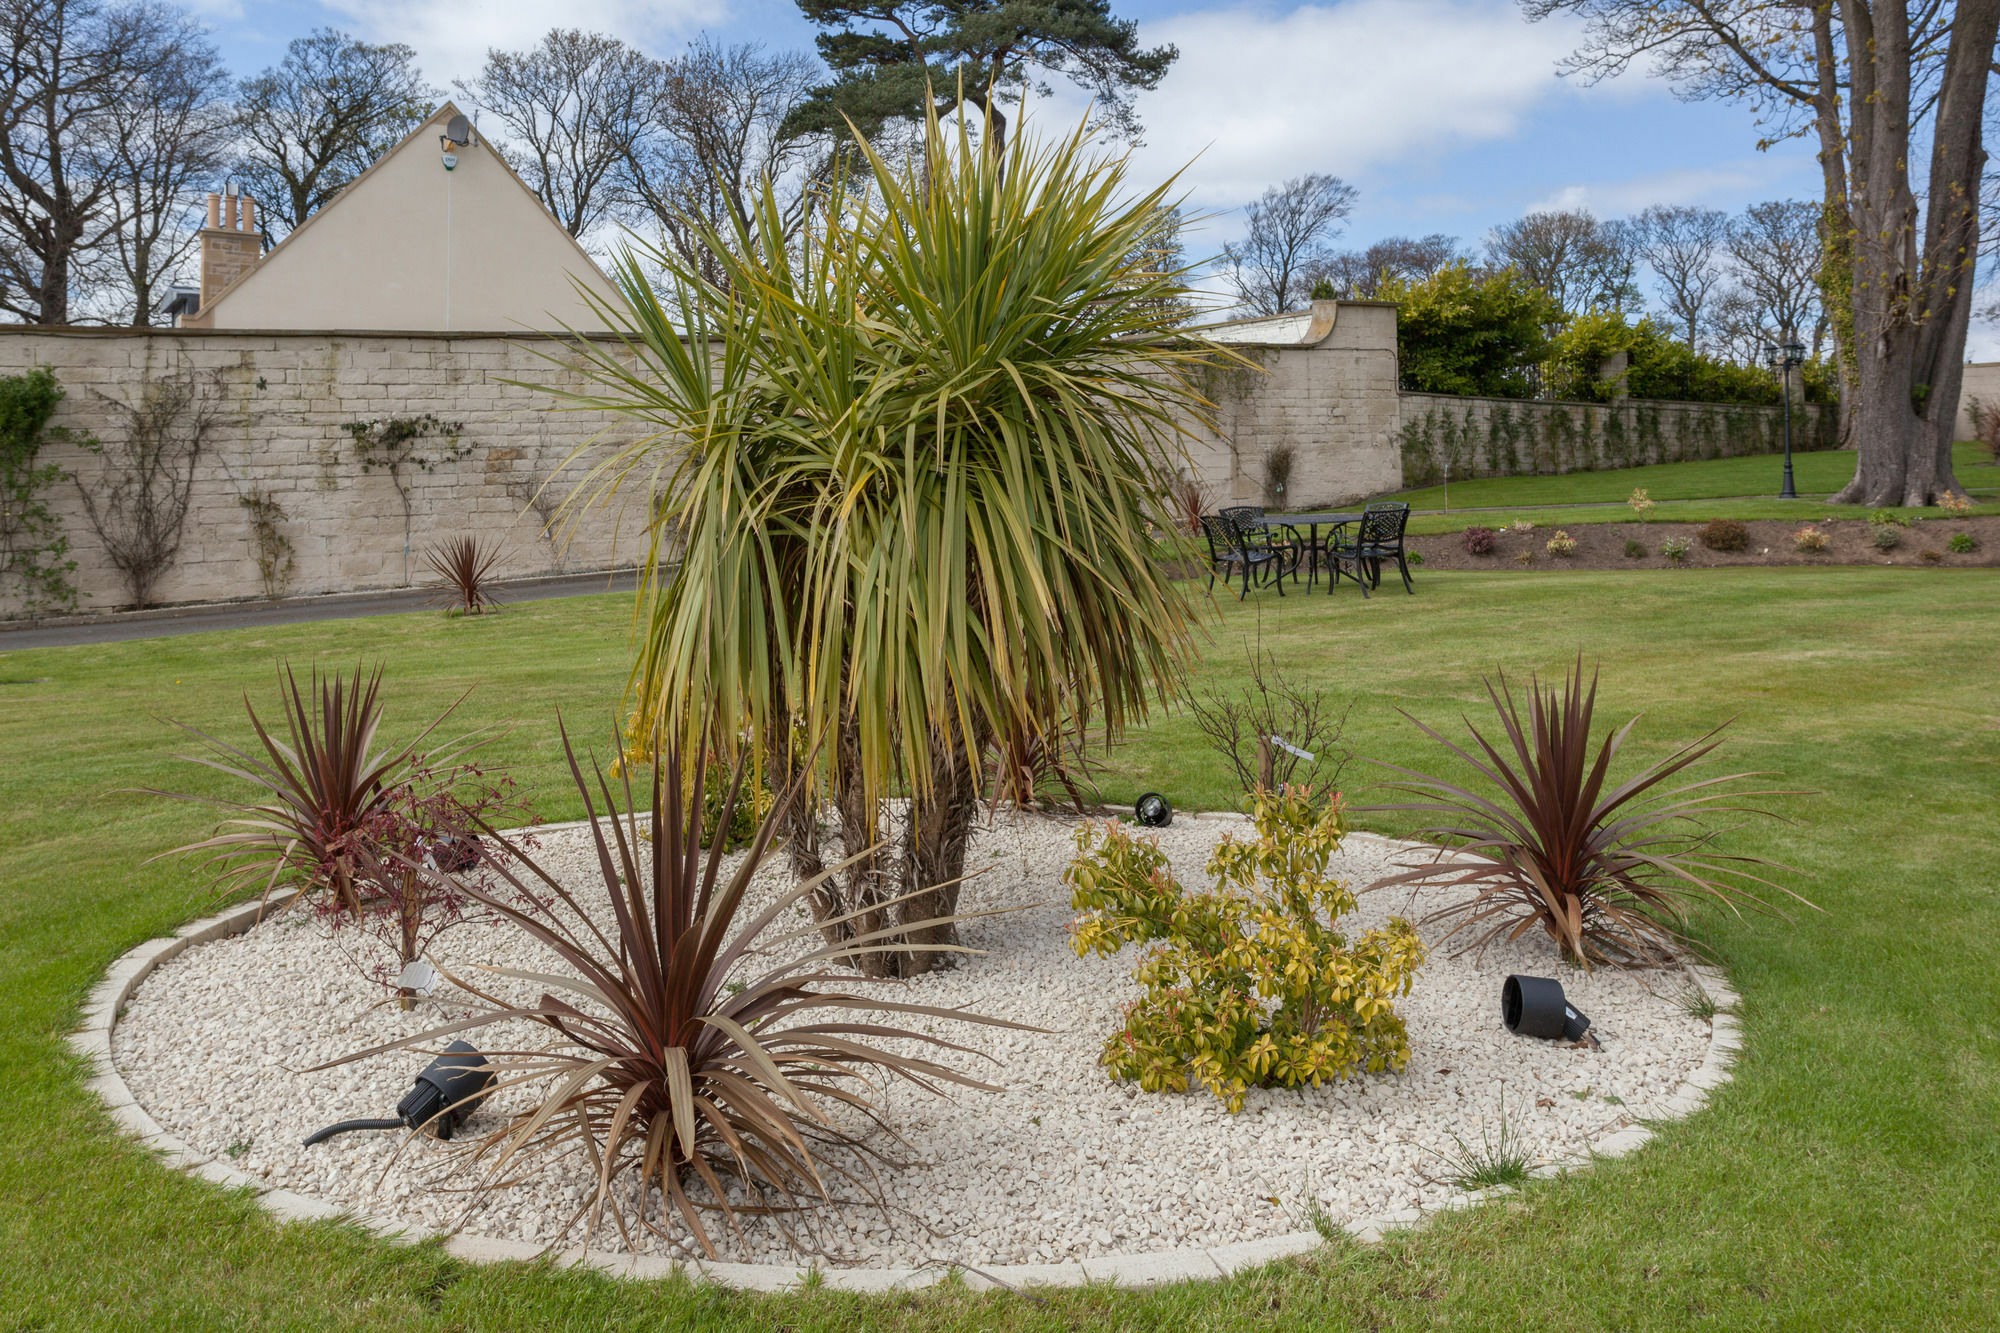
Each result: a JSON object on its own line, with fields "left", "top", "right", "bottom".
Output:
{"left": 72, "top": 812, "right": 1744, "bottom": 1294}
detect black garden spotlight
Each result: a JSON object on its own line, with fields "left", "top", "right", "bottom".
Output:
{"left": 1134, "top": 792, "right": 1173, "bottom": 827}
{"left": 303, "top": 1041, "right": 493, "bottom": 1147}
{"left": 1502, "top": 975, "right": 1592, "bottom": 1043}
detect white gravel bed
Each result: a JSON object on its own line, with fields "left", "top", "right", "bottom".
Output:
{"left": 114, "top": 812, "right": 1712, "bottom": 1267}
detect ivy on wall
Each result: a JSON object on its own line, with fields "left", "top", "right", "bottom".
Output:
{"left": 0, "top": 367, "right": 80, "bottom": 613}
{"left": 342, "top": 414, "right": 473, "bottom": 584}
{"left": 1397, "top": 394, "right": 1840, "bottom": 489}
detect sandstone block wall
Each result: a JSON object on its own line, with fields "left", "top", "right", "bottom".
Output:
{"left": 1181, "top": 303, "right": 1404, "bottom": 509}
{"left": 0, "top": 328, "right": 656, "bottom": 617}
{"left": 1396, "top": 390, "right": 1837, "bottom": 488}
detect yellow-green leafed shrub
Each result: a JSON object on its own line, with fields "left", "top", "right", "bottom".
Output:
{"left": 1065, "top": 789, "right": 1425, "bottom": 1112}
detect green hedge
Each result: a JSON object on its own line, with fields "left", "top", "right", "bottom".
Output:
{"left": 1397, "top": 392, "right": 1839, "bottom": 488}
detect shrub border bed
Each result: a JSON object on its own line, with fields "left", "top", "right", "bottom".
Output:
{"left": 70, "top": 813, "right": 1743, "bottom": 1293}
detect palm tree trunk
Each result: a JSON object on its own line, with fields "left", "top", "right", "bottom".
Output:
{"left": 894, "top": 718, "right": 984, "bottom": 976}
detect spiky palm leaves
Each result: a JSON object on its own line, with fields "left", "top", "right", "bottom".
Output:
{"left": 153, "top": 664, "right": 471, "bottom": 915}
{"left": 532, "top": 110, "right": 1228, "bottom": 974}
{"left": 316, "top": 730, "right": 1022, "bottom": 1257}
{"left": 426, "top": 536, "right": 503, "bottom": 614}
{"left": 1366, "top": 662, "right": 1816, "bottom": 967}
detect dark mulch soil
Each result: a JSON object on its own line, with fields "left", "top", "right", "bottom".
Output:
{"left": 1410, "top": 514, "right": 2000, "bottom": 573}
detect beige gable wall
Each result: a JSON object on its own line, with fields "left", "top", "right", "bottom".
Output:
{"left": 200, "top": 106, "right": 623, "bottom": 333}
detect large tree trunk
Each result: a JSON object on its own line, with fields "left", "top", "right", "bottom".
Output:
{"left": 1828, "top": 0, "right": 1998, "bottom": 506}
{"left": 1809, "top": 5, "right": 1857, "bottom": 454}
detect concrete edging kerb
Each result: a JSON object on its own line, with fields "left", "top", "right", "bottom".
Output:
{"left": 70, "top": 811, "right": 1744, "bottom": 1293}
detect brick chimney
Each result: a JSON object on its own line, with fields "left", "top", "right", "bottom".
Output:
{"left": 192, "top": 188, "right": 262, "bottom": 320}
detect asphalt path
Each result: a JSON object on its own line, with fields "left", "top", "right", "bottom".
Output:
{"left": 0, "top": 569, "right": 640, "bottom": 653}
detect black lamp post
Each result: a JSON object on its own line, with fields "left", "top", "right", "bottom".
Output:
{"left": 1768, "top": 339, "right": 1806, "bottom": 499}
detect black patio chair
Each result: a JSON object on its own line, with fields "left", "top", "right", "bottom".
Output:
{"left": 1327, "top": 502, "right": 1414, "bottom": 598}
{"left": 1200, "top": 513, "right": 1296, "bottom": 600}
{"left": 1219, "top": 504, "right": 1304, "bottom": 581}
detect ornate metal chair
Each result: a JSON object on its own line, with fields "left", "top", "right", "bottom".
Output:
{"left": 1219, "top": 504, "right": 1303, "bottom": 581}
{"left": 1200, "top": 513, "right": 1296, "bottom": 600}
{"left": 1327, "top": 502, "right": 1414, "bottom": 597}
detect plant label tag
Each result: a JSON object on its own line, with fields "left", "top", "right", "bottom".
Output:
{"left": 397, "top": 960, "right": 439, "bottom": 996}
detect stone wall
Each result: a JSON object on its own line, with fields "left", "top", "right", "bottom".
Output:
{"left": 1182, "top": 303, "right": 1403, "bottom": 509}
{"left": 0, "top": 328, "right": 654, "bottom": 618}
{"left": 1956, "top": 362, "right": 2000, "bottom": 440}
{"left": 1396, "top": 391, "right": 1838, "bottom": 489}
{"left": 3, "top": 313, "right": 1840, "bottom": 619}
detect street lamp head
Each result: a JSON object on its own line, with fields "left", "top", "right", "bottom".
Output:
{"left": 1782, "top": 340, "right": 1806, "bottom": 365}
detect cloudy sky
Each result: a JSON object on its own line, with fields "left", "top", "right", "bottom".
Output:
{"left": 194, "top": 0, "right": 1956, "bottom": 338}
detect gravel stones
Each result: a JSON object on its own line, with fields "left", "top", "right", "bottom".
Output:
{"left": 112, "top": 813, "right": 1713, "bottom": 1268}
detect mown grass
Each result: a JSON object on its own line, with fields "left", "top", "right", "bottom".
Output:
{"left": 3, "top": 569, "right": 1997, "bottom": 1329}
{"left": 1376, "top": 436, "right": 2000, "bottom": 528}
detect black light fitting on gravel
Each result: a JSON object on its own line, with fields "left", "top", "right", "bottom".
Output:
{"left": 1134, "top": 792, "right": 1173, "bottom": 827}
{"left": 302, "top": 1041, "right": 493, "bottom": 1147}
{"left": 1502, "top": 974, "right": 1592, "bottom": 1043}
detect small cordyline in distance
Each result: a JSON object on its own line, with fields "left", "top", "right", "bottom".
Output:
{"left": 525, "top": 103, "right": 1236, "bottom": 977}
{"left": 1364, "top": 660, "right": 1816, "bottom": 968}
{"left": 314, "top": 725, "right": 1028, "bottom": 1258}
{"left": 152, "top": 663, "right": 478, "bottom": 917}
{"left": 425, "top": 535, "right": 504, "bottom": 614}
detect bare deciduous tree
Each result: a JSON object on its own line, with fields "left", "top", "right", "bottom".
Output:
{"left": 235, "top": 28, "right": 437, "bottom": 242}
{"left": 458, "top": 29, "right": 657, "bottom": 240}
{"left": 1728, "top": 198, "right": 1824, "bottom": 355}
{"left": 623, "top": 39, "right": 821, "bottom": 286}
{"left": 1317, "top": 233, "right": 1464, "bottom": 299}
{"left": 1486, "top": 208, "right": 1639, "bottom": 315}
{"left": 1222, "top": 173, "right": 1359, "bottom": 316}
{"left": 102, "top": 40, "right": 232, "bottom": 324}
{"left": 1518, "top": 0, "right": 2000, "bottom": 505}
{"left": 1634, "top": 202, "right": 1728, "bottom": 347}
{"left": 0, "top": 0, "right": 198, "bottom": 324}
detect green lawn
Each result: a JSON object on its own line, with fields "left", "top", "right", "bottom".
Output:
{"left": 3, "top": 571, "right": 1997, "bottom": 1329}
{"left": 1370, "top": 441, "right": 2000, "bottom": 535}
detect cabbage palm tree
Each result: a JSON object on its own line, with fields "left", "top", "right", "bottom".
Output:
{"left": 544, "top": 110, "right": 1225, "bottom": 975}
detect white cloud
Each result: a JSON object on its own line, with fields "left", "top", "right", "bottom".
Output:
{"left": 322, "top": 0, "right": 713, "bottom": 85}
{"left": 1525, "top": 164, "right": 1804, "bottom": 216}
{"left": 1046, "top": 0, "right": 1585, "bottom": 214}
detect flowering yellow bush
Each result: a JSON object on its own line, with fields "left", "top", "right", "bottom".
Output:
{"left": 1938, "top": 491, "right": 1972, "bottom": 514}
{"left": 1065, "top": 788, "right": 1425, "bottom": 1112}
{"left": 1628, "top": 487, "right": 1654, "bottom": 519}
{"left": 1793, "top": 525, "right": 1829, "bottom": 552}
{"left": 1545, "top": 529, "right": 1578, "bottom": 556}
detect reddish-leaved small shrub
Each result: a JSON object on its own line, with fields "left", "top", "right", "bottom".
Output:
{"left": 1462, "top": 526, "right": 1497, "bottom": 556}
{"left": 1699, "top": 519, "right": 1749, "bottom": 552}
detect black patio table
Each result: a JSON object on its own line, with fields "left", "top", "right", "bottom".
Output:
{"left": 1252, "top": 512, "right": 1363, "bottom": 593}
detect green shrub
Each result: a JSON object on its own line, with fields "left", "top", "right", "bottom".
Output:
{"left": 1872, "top": 525, "right": 1903, "bottom": 551}
{"left": 1623, "top": 538, "right": 1646, "bottom": 559}
{"left": 1662, "top": 535, "right": 1691, "bottom": 564}
{"left": 1381, "top": 263, "right": 1561, "bottom": 398}
{"left": 1065, "top": 788, "right": 1425, "bottom": 1112}
{"left": 0, "top": 366, "right": 80, "bottom": 611}
{"left": 1700, "top": 519, "right": 1749, "bottom": 552}
{"left": 1866, "top": 508, "right": 1905, "bottom": 527}
{"left": 1947, "top": 532, "right": 1977, "bottom": 554}
{"left": 1462, "top": 525, "right": 1497, "bottom": 555}
{"left": 1543, "top": 314, "right": 1822, "bottom": 406}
